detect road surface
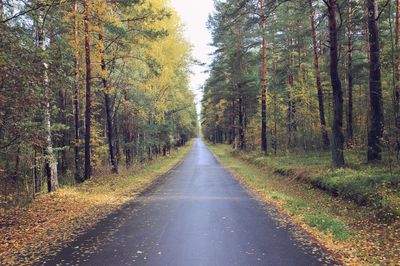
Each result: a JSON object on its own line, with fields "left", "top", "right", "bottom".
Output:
{"left": 44, "top": 139, "right": 337, "bottom": 266}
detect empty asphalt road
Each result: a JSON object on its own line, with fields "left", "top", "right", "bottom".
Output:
{"left": 45, "top": 139, "right": 337, "bottom": 266}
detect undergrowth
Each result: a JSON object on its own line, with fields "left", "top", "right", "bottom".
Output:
{"left": 234, "top": 148, "right": 400, "bottom": 220}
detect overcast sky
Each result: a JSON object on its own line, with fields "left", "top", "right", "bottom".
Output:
{"left": 169, "top": 0, "right": 215, "bottom": 115}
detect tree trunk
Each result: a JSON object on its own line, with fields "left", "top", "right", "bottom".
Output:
{"left": 33, "top": 150, "right": 41, "bottom": 194}
{"left": 48, "top": 25, "right": 67, "bottom": 176}
{"left": 114, "top": 113, "right": 121, "bottom": 164}
{"left": 239, "top": 96, "right": 245, "bottom": 150}
{"left": 58, "top": 87, "right": 67, "bottom": 175}
{"left": 287, "top": 37, "right": 295, "bottom": 149}
{"left": 346, "top": 3, "right": 354, "bottom": 143}
{"left": 309, "top": 0, "right": 330, "bottom": 149}
{"left": 270, "top": 28, "right": 278, "bottom": 155}
{"left": 14, "top": 146, "right": 20, "bottom": 176}
{"left": 83, "top": 0, "right": 92, "bottom": 180}
{"left": 327, "top": 0, "right": 345, "bottom": 167}
{"left": 366, "top": 0, "right": 384, "bottom": 161}
{"left": 0, "top": 0, "right": 3, "bottom": 21}
{"left": 395, "top": 0, "right": 400, "bottom": 117}
{"left": 297, "top": 38, "right": 302, "bottom": 81}
{"left": 104, "top": 87, "right": 118, "bottom": 173}
{"left": 234, "top": 24, "right": 246, "bottom": 150}
{"left": 231, "top": 97, "right": 237, "bottom": 148}
{"left": 73, "top": 0, "right": 82, "bottom": 182}
{"left": 260, "top": 0, "right": 267, "bottom": 154}
{"left": 38, "top": 1, "right": 59, "bottom": 191}
{"left": 99, "top": 33, "right": 118, "bottom": 174}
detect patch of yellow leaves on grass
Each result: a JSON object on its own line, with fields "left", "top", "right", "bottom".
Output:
{"left": 0, "top": 143, "right": 192, "bottom": 265}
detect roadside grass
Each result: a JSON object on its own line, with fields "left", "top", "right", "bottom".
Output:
{"left": 207, "top": 143, "right": 400, "bottom": 265}
{"left": 271, "top": 193, "right": 350, "bottom": 241}
{"left": 0, "top": 142, "right": 193, "bottom": 265}
{"left": 236, "top": 149, "right": 400, "bottom": 220}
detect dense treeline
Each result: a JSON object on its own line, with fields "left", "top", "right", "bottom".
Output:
{"left": 0, "top": 0, "right": 197, "bottom": 205}
{"left": 202, "top": 0, "right": 400, "bottom": 166}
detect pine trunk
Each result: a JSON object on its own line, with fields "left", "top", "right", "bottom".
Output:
{"left": 366, "top": 0, "right": 384, "bottom": 161}
{"left": 239, "top": 96, "right": 245, "bottom": 150}
{"left": 395, "top": 0, "right": 400, "bottom": 118}
{"left": 0, "top": 0, "right": 3, "bottom": 21}
{"left": 231, "top": 98, "right": 237, "bottom": 147}
{"left": 260, "top": 0, "right": 267, "bottom": 154}
{"left": 287, "top": 38, "right": 295, "bottom": 149}
{"left": 114, "top": 114, "right": 121, "bottom": 164}
{"left": 309, "top": 0, "right": 330, "bottom": 149}
{"left": 73, "top": 0, "right": 81, "bottom": 182}
{"left": 327, "top": 0, "right": 345, "bottom": 167}
{"left": 83, "top": 0, "right": 92, "bottom": 180}
{"left": 99, "top": 33, "right": 118, "bottom": 174}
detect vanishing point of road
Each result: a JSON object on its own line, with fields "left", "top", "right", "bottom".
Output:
{"left": 44, "top": 139, "right": 337, "bottom": 266}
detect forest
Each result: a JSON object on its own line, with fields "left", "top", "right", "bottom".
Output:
{"left": 202, "top": 0, "right": 400, "bottom": 168}
{"left": 0, "top": 0, "right": 198, "bottom": 207}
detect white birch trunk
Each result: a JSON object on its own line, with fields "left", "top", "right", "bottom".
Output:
{"left": 38, "top": 0, "right": 58, "bottom": 192}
